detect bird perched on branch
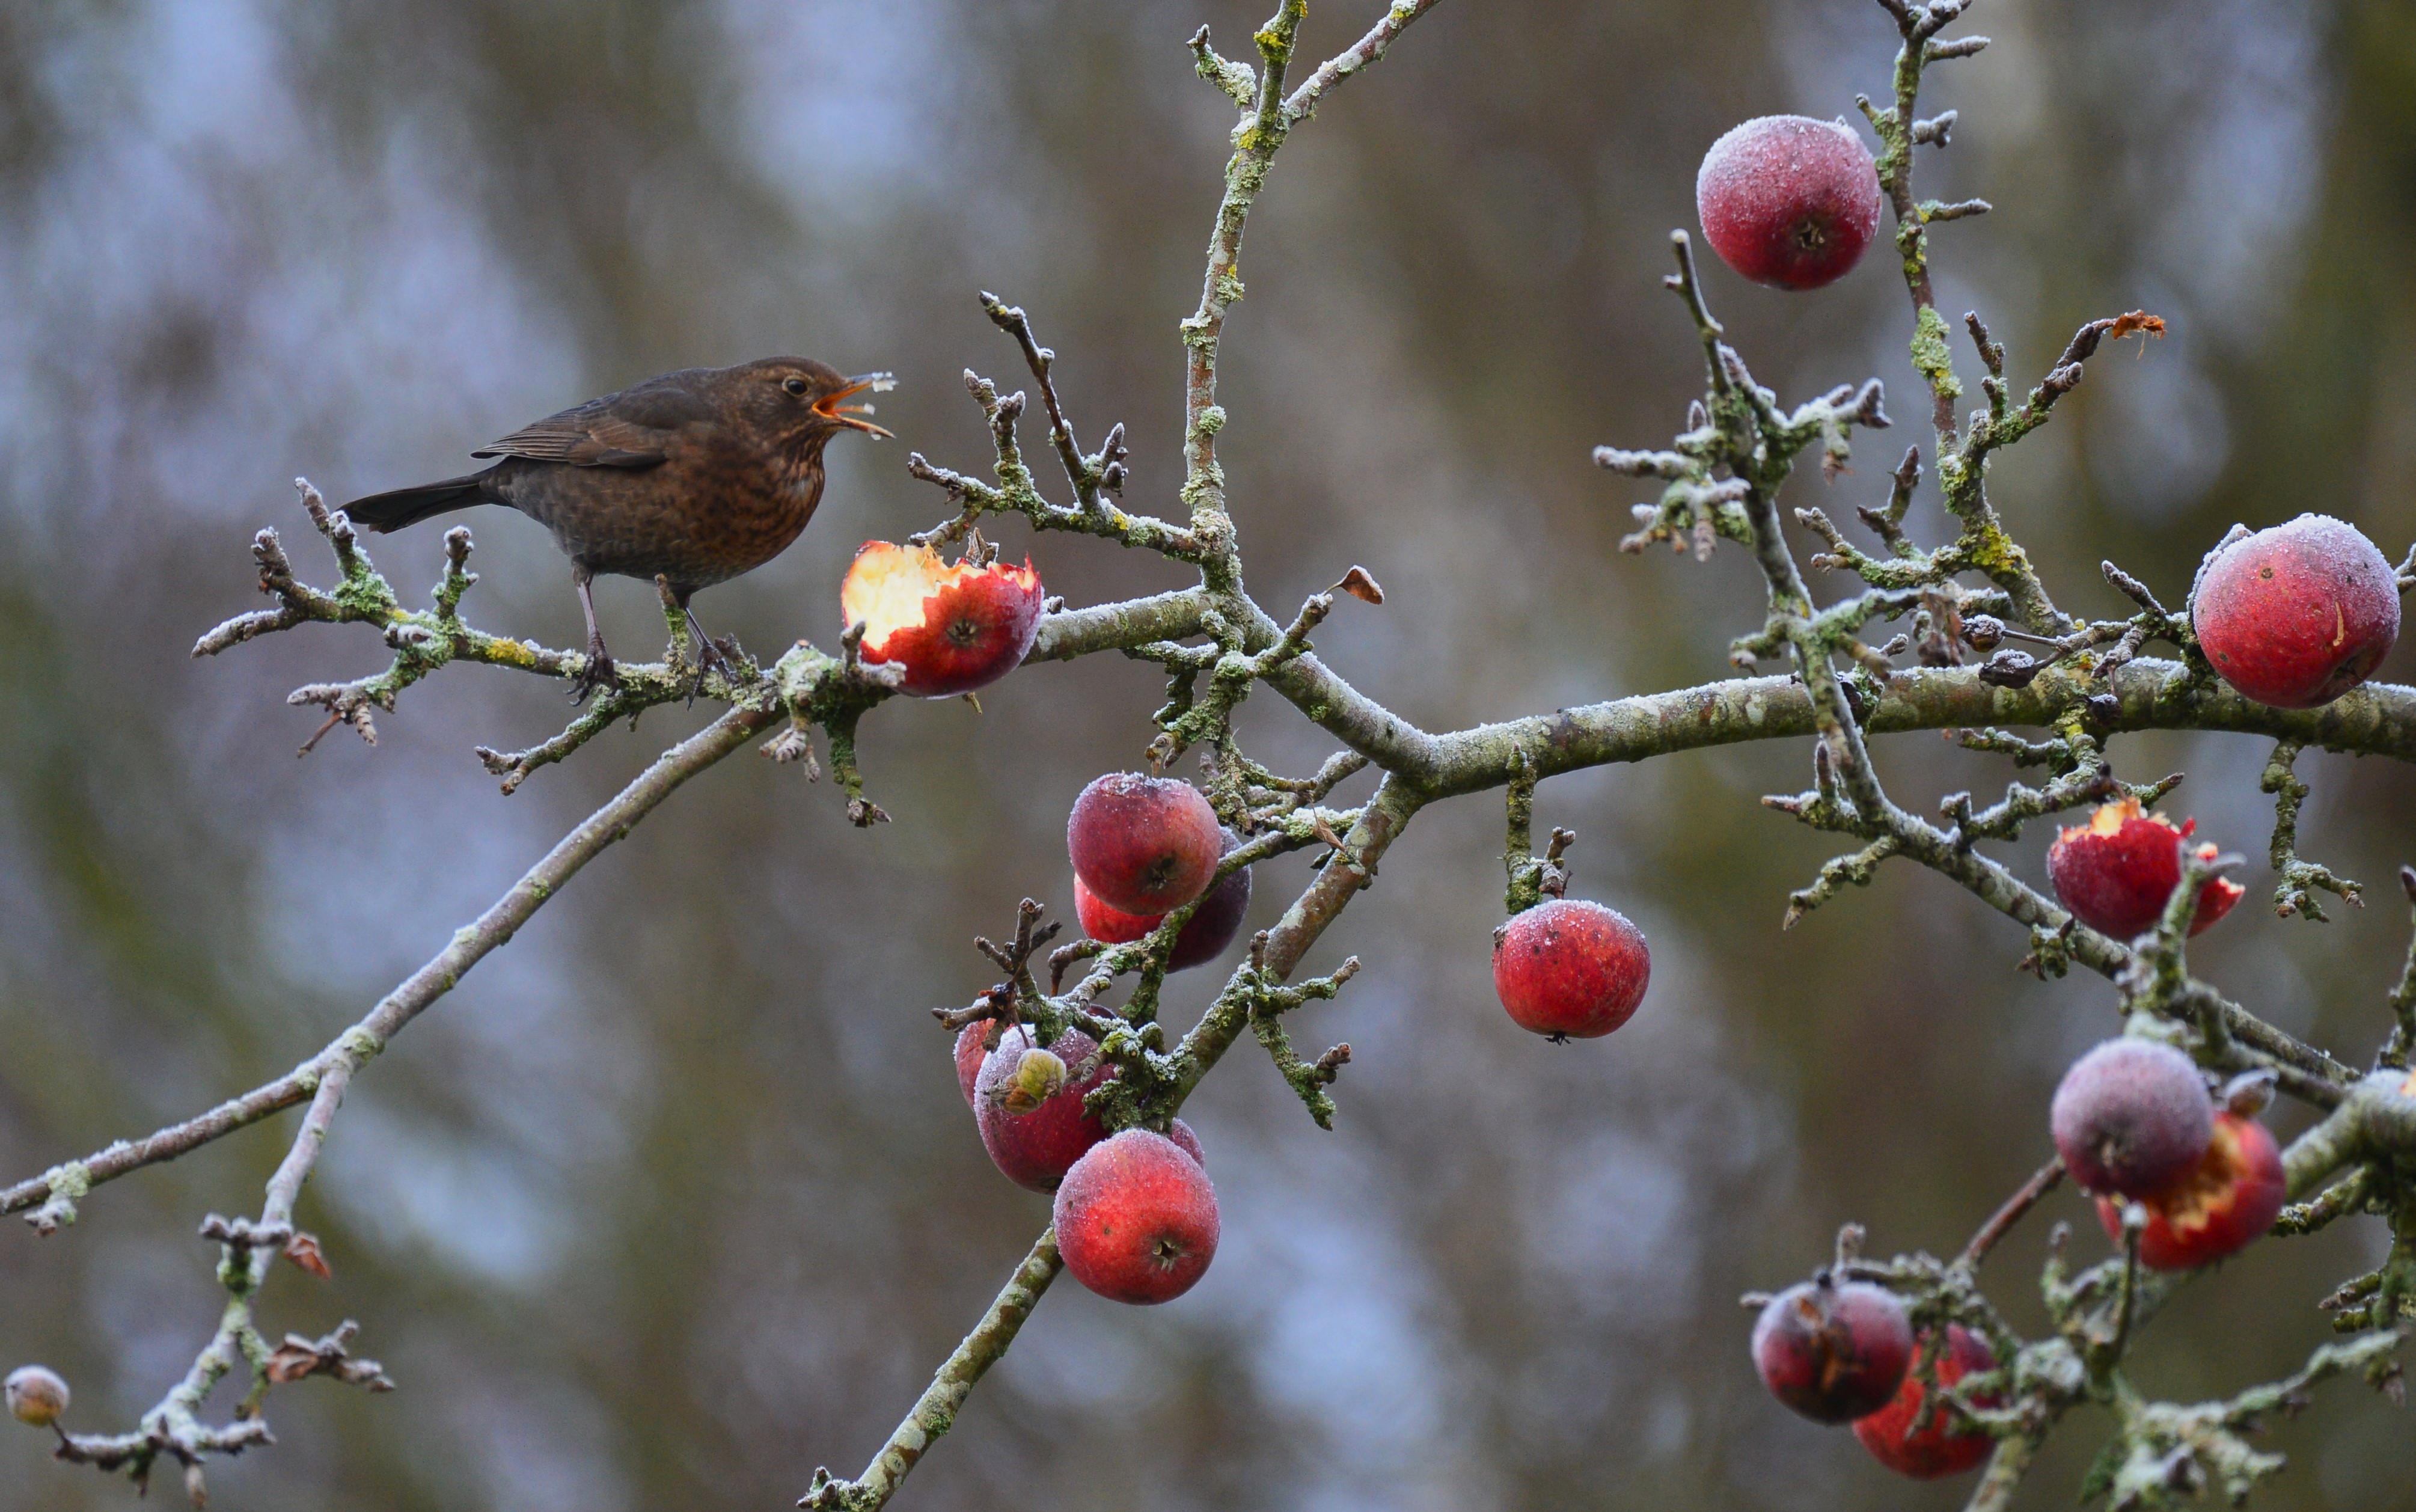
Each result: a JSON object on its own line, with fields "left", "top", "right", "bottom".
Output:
{"left": 343, "top": 358, "right": 893, "bottom": 700}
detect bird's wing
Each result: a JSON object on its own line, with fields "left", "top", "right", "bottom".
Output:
{"left": 471, "top": 373, "right": 717, "bottom": 468}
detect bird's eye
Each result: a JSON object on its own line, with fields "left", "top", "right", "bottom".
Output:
{"left": 783, "top": 376, "right": 810, "bottom": 397}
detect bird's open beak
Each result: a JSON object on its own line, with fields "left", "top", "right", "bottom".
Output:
{"left": 818, "top": 373, "right": 897, "bottom": 438}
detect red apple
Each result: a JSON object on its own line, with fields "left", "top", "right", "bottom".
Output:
{"left": 2046, "top": 798, "right": 2243, "bottom": 941}
{"left": 953, "top": 1021, "right": 996, "bottom": 1107}
{"left": 1053, "top": 1129, "right": 1221, "bottom": 1305}
{"left": 1072, "top": 831, "right": 1252, "bottom": 972}
{"left": 1853, "top": 1326, "right": 1998, "bottom": 1479}
{"left": 840, "top": 540, "right": 1044, "bottom": 699}
{"left": 2193, "top": 515, "right": 2399, "bottom": 709}
{"left": 1066, "top": 774, "right": 1222, "bottom": 916}
{"left": 1492, "top": 898, "right": 1650, "bottom": 1040}
{"left": 974, "top": 1028, "right": 1112, "bottom": 1193}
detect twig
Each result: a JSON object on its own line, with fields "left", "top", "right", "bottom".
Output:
{"left": 2262, "top": 740, "right": 2364, "bottom": 922}
{"left": 1957, "top": 1157, "right": 2066, "bottom": 1270}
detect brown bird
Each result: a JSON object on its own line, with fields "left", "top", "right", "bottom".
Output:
{"left": 343, "top": 358, "right": 893, "bottom": 699}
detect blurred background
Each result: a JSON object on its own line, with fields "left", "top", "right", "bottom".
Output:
{"left": 2, "top": 1, "right": 2413, "bottom": 1508}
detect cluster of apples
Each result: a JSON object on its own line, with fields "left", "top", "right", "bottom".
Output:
{"left": 1745, "top": 825, "right": 2296, "bottom": 1478}
{"left": 1748, "top": 1042, "right": 2280, "bottom": 1455}
{"left": 1697, "top": 109, "right": 2404, "bottom": 1479}
{"left": 833, "top": 546, "right": 1249, "bottom": 1305}
{"left": 958, "top": 751, "right": 1673, "bottom": 1311}
{"left": 950, "top": 774, "right": 1247, "bottom": 1306}
{"left": 1751, "top": 1275, "right": 2001, "bottom": 1480}
{"left": 1748, "top": 1019, "right": 2290, "bottom": 1477}
{"left": 2052, "top": 1039, "right": 2287, "bottom": 1272}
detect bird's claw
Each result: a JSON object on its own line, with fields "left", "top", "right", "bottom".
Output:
{"left": 683, "top": 632, "right": 741, "bottom": 707}
{"left": 569, "top": 641, "right": 619, "bottom": 705}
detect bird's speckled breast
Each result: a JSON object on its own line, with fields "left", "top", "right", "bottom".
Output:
{"left": 494, "top": 435, "right": 828, "bottom": 594}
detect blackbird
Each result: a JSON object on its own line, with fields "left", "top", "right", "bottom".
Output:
{"left": 343, "top": 357, "right": 893, "bottom": 700}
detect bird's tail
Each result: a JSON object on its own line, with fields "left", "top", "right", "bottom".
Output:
{"left": 340, "top": 471, "right": 493, "bottom": 533}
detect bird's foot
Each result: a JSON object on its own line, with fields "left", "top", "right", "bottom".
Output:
{"left": 683, "top": 632, "right": 743, "bottom": 707}
{"left": 569, "top": 639, "right": 619, "bottom": 705}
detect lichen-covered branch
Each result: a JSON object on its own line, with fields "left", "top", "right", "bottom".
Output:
{"left": 2261, "top": 739, "right": 2364, "bottom": 921}
{"left": 1282, "top": 0, "right": 1444, "bottom": 120}
{"left": 1423, "top": 658, "right": 2416, "bottom": 799}
{"left": 193, "top": 482, "right": 764, "bottom": 766}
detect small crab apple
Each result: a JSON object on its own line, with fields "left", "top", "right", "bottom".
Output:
{"left": 2094, "top": 1112, "right": 2286, "bottom": 1271}
{"left": 1073, "top": 830, "right": 1253, "bottom": 972}
{"left": 1853, "top": 1327, "right": 1999, "bottom": 1480}
{"left": 2051, "top": 1038, "right": 2214, "bottom": 1199}
{"left": 976, "top": 1028, "right": 1113, "bottom": 1193}
{"left": 2046, "top": 798, "right": 2244, "bottom": 941}
{"left": 2192, "top": 514, "right": 2400, "bottom": 709}
{"left": 1067, "top": 773, "right": 1223, "bottom": 916}
{"left": 1695, "top": 115, "right": 1884, "bottom": 290}
{"left": 1751, "top": 1274, "right": 1914, "bottom": 1424}
{"left": 840, "top": 540, "right": 1044, "bottom": 698}
{"left": 954, "top": 1021, "right": 999, "bottom": 1106}
{"left": 1492, "top": 898, "right": 1650, "bottom": 1040}
{"left": 5, "top": 1365, "right": 69, "bottom": 1428}
{"left": 1053, "top": 1129, "right": 1222, "bottom": 1305}
{"left": 1167, "top": 1118, "right": 1206, "bottom": 1169}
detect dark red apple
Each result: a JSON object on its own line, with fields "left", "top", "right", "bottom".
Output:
{"left": 974, "top": 1028, "right": 1112, "bottom": 1193}
{"left": 1167, "top": 1118, "right": 1205, "bottom": 1169}
{"left": 1067, "top": 774, "right": 1222, "bottom": 916}
{"left": 2051, "top": 1038, "right": 2215, "bottom": 1199}
{"left": 1696, "top": 115, "right": 1883, "bottom": 290}
{"left": 1750, "top": 1275, "right": 1913, "bottom": 1424}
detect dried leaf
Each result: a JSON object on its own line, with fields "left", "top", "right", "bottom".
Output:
{"left": 261, "top": 1324, "right": 397, "bottom": 1393}
{"left": 283, "top": 1231, "right": 334, "bottom": 1280}
{"left": 2107, "top": 310, "right": 2165, "bottom": 343}
{"left": 264, "top": 1343, "right": 322, "bottom": 1385}
{"left": 1330, "top": 566, "right": 1385, "bottom": 605}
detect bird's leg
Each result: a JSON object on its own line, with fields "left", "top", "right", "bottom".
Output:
{"left": 568, "top": 567, "right": 619, "bottom": 704}
{"left": 668, "top": 586, "right": 738, "bottom": 705}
